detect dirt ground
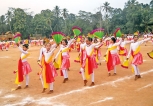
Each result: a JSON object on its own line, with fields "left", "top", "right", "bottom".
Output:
{"left": 0, "top": 40, "right": 153, "bottom": 106}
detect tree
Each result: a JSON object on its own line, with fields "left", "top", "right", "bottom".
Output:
{"left": 62, "top": 8, "right": 68, "bottom": 33}
{"left": 53, "top": 6, "right": 61, "bottom": 31}
{"left": 102, "top": 2, "right": 112, "bottom": 34}
{"left": 5, "top": 10, "right": 12, "bottom": 32}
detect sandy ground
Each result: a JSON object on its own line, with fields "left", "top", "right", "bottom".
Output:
{"left": 0, "top": 40, "right": 153, "bottom": 106}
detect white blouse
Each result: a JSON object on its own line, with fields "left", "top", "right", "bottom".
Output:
{"left": 107, "top": 39, "right": 122, "bottom": 54}
{"left": 127, "top": 38, "right": 151, "bottom": 58}
{"left": 55, "top": 39, "right": 75, "bottom": 59}
{"left": 44, "top": 48, "right": 56, "bottom": 62}
{"left": 18, "top": 46, "right": 28, "bottom": 62}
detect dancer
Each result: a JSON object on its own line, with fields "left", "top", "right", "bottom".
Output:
{"left": 126, "top": 35, "right": 152, "bottom": 80}
{"left": 80, "top": 37, "right": 103, "bottom": 86}
{"left": 74, "top": 36, "right": 86, "bottom": 63}
{"left": 38, "top": 41, "right": 57, "bottom": 87}
{"left": 41, "top": 43, "right": 58, "bottom": 94}
{"left": 5, "top": 41, "right": 9, "bottom": 51}
{"left": 15, "top": 43, "right": 32, "bottom": 90}
{"left": 37, "top": 40, "right": 47, "bottom": 87}
{"left": 54, "top": 38, "right": 75, "bottom": 83}
{"left": 93, "top": 38, "right": 103, "bottom": 65}
{"left": 143, "top": 34, "right": 148, "bottom": 46}
{"left": 104, "top": 37, "right": 122, "bottom": 76}
{"left": 119, "top": 35, "right": 133, "bottom": 63}
{"left": 0, "top": 41, "right": 3, "bottom": 51}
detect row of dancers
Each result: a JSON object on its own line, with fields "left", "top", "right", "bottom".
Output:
{"left": 13, "top": 35, "right": 153, "bottom": 94}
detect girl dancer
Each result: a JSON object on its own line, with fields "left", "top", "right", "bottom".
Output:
{"left": 127, "top": 35, "right": 152, "bottom": 80}
{"left": 80, "top": 37, "right": 103, "bottom": 86}
{"left": 104, "top": 37, "right": 122, "bottom": 76}
{"left": 54, "top": 39, "right": 75, "bottom": 83}
{"left": 93, "top": 38, "right": 103, "bottom": 65}
{"left": 15, "top": 43, "right": 32, "bottom": 90}
{"left": 37, "top": 40, "right": 47, "bottom": 87}
{"left": 41, "top": 43, "right": 58, "bottom": 94}
{"left": 119, "top": 35, "right": 133, "bottom": 63}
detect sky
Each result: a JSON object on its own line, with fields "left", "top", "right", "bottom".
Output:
{"left": 0, "top": 0, "right": 151, "bottom": 16}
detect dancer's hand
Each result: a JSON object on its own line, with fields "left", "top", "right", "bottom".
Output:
{"left": 16, "top": 43, "right": 19, "bottom": 47}
{"left": 126, "top": 58, "right": 129, "bottom": 60}
{"left": 53, "top": 59, "right": 56, "bottom": 62}
{"left": 56, "top": 44, "right": 59, "bottom": 48}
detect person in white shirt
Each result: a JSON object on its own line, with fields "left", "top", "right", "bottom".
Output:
{"left": 93, "top": 38, "right": 103, "bottom": 65}
{"left": 104, "top": 37, "right": 122, "bottom": 76}
{"left": 0, "top": 41, "right": 3, "bottom": 51}
{"left": 41, "top": 43, "right": 58, "bottom": 94}
{"left": 54, "top": 39, "right": 75, "bottom": 83}
{"left": 143, "top": 34, "right": 148, "bottom": 46}
{"left": 15, "top": 43, "right": 32, "bottom": 90}
{"left": 80, "top": 37, "right": 103, "bottom": 86}
{"left": 127, "top": 35, "right": 152, "bottom": 80}
{"left": 37, "top": 41, "right": 47, "bottom": 87}
{"left": 119, "top": 35, "right": 134, "bottom": 63}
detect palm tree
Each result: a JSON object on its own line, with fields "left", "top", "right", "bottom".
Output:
{"left": 102, "top": 2, "right": 111, "bottom": 34}
{"left": 150, "top": 0, "right": 153, "bottom": 8}
{"left": 46, "top": 18, "right": 53, "bottom": 33}
{"left": 0, "top": 15, "right": 5, "bottom": 33}
{"left": 102, "top": 2, "right": 111, "bottom": 13}
{"left": 53, "top": 6, "right": 61, "bottom": 31}
{"left": 54, "top": 6, "right": 60, "bottom": 18}
{"left": 62, "top": 8, "right": 68, "bottom": 33}
{"left": 125, "top": 0, "right": 138, "bottom": 9}
{"left": 5, "top": 11, "right": 12, "bottom": 32}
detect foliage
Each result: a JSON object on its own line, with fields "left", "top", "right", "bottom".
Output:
{"left": 0, "top": 0, "right": 153, "bottom": 39}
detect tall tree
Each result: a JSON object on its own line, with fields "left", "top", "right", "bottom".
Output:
{"left": 62, "top": 8, "right": 68, "bottom": 33}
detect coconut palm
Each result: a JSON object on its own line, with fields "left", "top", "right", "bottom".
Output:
{"left": 62, "top": 8, "right": 68, "bottom": 33}
{"left": 53, "top": 6, "right": 61, "bottom": 31}
{"left": 5, "top": 11, "right": 12, "bottom": 32}
{"left": 102, "top": 2, "right": 111, "bottom": 34}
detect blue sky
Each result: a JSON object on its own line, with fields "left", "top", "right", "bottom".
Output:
{"left": 0, "top": 0, "right": 151, "bottom": 15}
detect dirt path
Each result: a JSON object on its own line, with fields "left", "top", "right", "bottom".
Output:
{"left": 0, "top": 41, "right": 153, "bottom": 106}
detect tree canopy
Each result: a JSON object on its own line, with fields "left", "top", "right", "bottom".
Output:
{"left": 0, "top": 0, "right": 153, "bottom": 38}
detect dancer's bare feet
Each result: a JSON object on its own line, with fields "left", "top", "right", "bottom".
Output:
{"left": 135, "top": 75, "right": 138, "bottom": 81}
{"left": 16, "top": 86, "right": 21, "bottom": 90}
{"left": 84, "top": 80, "right": 87, "bottom": 86}
{"left": 47, "top": 90, "right": 53, "bottom": 94}
{"left": 112, "top": 73, "right": 117, "bottom": 76}
{"left": 24, "top": 85, "right": 29, "bottom": 89}
{"left": 138, "top": 75, "right": 141, "bottom": 78}
{"left": 108, "top": 73, "right": 111, "bottom": 76}
{"left": 90, "top": 82, "right": 95, "bottom": 86}
{"left": 42, "top": 88, "right": 47, "bottom": 93}
{"left": 63, "top": 78, "right": 68, "bottom": 83}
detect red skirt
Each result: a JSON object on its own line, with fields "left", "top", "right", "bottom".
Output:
{"left": 132, "top": 52, "right": 143, "bottom": 65}
{"left": 45, "top": 62, "right": 58, "bottom": 83}
{"left": 61, "top": 55, "right": 70, "bottom": 70}
{"left": 92, "top": 55, "right": 98, "bottom": 69}
{"left": 111, "top": 53, "right": 121, "bottom": 66}
{"left": 82, "top": 54, "right": 98, "bottom": 69}
{"left": 0, "top": 45, "right": 2, "bottom": 50}
{"left": 22, "top": 61, "right": 32, "bottom": 75}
